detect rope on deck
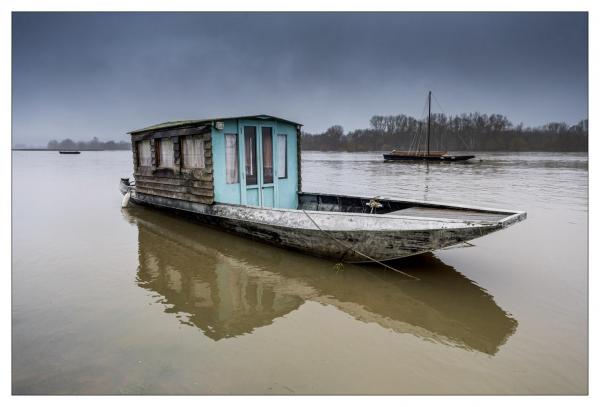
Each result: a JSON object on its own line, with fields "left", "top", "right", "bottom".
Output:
{"left": 301, "top": 210, "right": 419, "bottom": 281}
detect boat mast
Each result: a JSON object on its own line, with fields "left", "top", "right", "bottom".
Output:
{"left": 427, "top": 90, "right": 431, "bottom": 156}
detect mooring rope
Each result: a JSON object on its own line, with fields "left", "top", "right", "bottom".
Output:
{"left": 301, "top": 209, "right": 419, "bottom": 280}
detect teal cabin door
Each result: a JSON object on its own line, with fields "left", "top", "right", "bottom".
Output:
{"left": 243, "top": 124, "right": 275, "bottom": 207}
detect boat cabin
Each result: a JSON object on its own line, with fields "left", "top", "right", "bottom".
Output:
{"left": 128, "top": 115, "right": 302, "bottom": 209}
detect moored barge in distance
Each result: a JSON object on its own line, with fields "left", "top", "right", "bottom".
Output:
{"left": 383, "top": 151, "right": 475, "bottom": 162}
{"left": 383, "top": 91, "right": 475, "bottom": 162}
{"left": 119, "top": 114, "right": 525, "bottom": 263}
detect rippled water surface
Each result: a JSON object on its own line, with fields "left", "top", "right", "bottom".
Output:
{"left": 12, "top": 151, "right": 588, "bottom": 394}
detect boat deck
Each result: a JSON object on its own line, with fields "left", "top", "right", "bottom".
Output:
{"left": 387, "top": 207, "right": 508, "bottom": 222}
{"left": 298, "top": 192, "right": 514, "bottom": 223}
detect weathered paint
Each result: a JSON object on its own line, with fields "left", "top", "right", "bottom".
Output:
{"left": 121, "top": 178, "right": 526, "bottom": 263}
{"left": 211, "top": 119, "right": 242, "bottom": 205}
{"left": 211, "top": 118, "right": 299, "bottom": 209}
{"left": 131, "top": 129, "right": 214, "bottom": 205}
{"left": 273, "top": 122, "right": 299, "bottom": 209}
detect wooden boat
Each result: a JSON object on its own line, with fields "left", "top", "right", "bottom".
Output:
{"left": 59, "top": 151, "right": 81, "bottom": 154}
{"left": 119, "top": 178, "right": 525, "bottom": 263}
{"left": 383, "top": 92, "right": 475, "bottom": 162}
{"left": 119, "top": 114, "right": 524, "bottom": 264}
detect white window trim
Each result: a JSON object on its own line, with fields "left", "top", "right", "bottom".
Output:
{"left": 225, "top": 134, "right": 239, "bottom": 184}
{"left": 277, "top": 134, "right": 287, "bottom": 179}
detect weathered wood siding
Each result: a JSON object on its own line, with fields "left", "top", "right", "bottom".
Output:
{"left": 131, "top": 125, "right": 214, "bottom": 204}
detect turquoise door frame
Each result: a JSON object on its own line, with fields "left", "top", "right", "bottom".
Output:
{"left": 238, "top": 120, "right": 280, "bottom": 208}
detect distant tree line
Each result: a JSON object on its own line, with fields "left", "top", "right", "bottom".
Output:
{"left": 47, "top": 137, "right": 131, "bottom": 150}
{"left": 301, "top": 113, "right": 588, "bottom": 152}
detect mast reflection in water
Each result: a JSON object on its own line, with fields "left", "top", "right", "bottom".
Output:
{"left": 123, "top": 206, "right": 517, "bottom": 355}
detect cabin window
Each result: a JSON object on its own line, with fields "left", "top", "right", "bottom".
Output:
{"left": 137, "top": 140, "right": 152, "bottom": 167}
{"left": 181, "top": 136, "right": 205, "bottom": 169}
{"left": 262, "top": 127, "right": 273, "bottom": 184}
{"left": 158, "top": 138, "right": 174, "bottom": 168}
{"left": 244, "top": 126, "right": 257, "bottom": 185}
{"left": 225, "top": 134, "right": 239, "bottom": 184}
{"left": 277, "top": 134, "right": 287, "bottom": 179}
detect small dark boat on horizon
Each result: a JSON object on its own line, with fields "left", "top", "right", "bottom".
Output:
{"left": 59, "top": 151, "right": 81, "bottom": 154}
{"left": 383, "top": 91, "right": 475, "bottom": 163}
{"left": 383, "top": 150, "right": 475, "bottom": 162}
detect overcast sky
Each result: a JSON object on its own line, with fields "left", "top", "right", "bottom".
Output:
{"left": 12, "top": 12, "right": 587, "bottom": 146}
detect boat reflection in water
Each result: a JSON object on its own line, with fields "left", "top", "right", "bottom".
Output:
{"left": 122, "top": 207, "right": 518, "bottom": 356}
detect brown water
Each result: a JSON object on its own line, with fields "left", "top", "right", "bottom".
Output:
{"left": 12, "top": 150, "right": 588, "bottom": 394}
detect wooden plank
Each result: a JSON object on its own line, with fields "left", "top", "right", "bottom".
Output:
{"left": 136, "top": 178, "right": 211, "bottom": 192}
{"left": 135, "top": 176, "right": 187, "bottom": 186}
{"left": 135, "top": 188, "right": 214, "bottom": 201}
{"left": 388, "top": 207, "right": 507, "bottom": 222}
{"left": 136, "top": 181, "right": 188, "bottom": 194}
{"left": 136, "top": 186, "right": 214, "bottom": 203}
{"left": 135, "top": 176, "right": 212, "bottom": 189}
{"left": 188, "top": 187, "right": 215, "bottom": 197}
{"left": 131, "top": 125, "right": 210, "bottom": 142}
{"left": 135, "top": 168, "right": 212, "bottom": 178}
{"left": 136, "top": 181, "right": 214, "bottom": 197}
{"left": 190, "top": 180, "right": 213, "bottom": 189}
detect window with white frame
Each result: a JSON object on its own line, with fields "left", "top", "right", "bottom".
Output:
{"left": 158, "top": 138, "right": 174, "bottom": 168}
{"left": 225, "top": 134, "right": 239, "bottom": 184}
{"left": 137, "top": 140, "right": 152, "bottom": 167}
{"left": 182, "top": 136, "right": 205, "bottom": 169}
{"left": 277, "top": 134, "right": 287, "bottom": 178}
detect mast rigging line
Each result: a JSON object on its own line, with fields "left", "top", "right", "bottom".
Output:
{"left": 407, "top": 93, "right": 430, "bottom": 155}
{"left": 431, "top": 92, "right": 472, "bottom": 151}
{"left": 427, "top": 91, "right": 432, "bottom": 156}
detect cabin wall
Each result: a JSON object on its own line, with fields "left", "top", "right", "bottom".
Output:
{"left": 211, "top": 120, "right": 242, "bottom": 205}
{"left": 130, "top": 117, "right": 301, "bottom": 209}
{"left": 211, "top": 119, "right": 299, "bottom": 209}
{"left": 275, "top": 122, "right": 299, "bottom": 209}
{"left": 131, "top": 126, "right": 214, "bottom": 204}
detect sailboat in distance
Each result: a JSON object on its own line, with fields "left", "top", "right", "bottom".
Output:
{"left": 383, "top": 91, "right": 475, "bottom": 162}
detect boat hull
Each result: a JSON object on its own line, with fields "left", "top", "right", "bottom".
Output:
{"left": 119, "top": 179, "right": 524, "bottom": 263}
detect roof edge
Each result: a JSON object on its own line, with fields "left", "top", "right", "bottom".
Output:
{"left": 128, "top": 114, "right": 303, "bottom": 135}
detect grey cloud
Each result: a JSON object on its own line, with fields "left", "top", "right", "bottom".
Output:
{"left": 12, "top": 12, "right": 587, "bottom": 146}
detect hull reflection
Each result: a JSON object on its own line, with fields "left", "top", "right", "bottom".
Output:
{"left": 123, "top": 207, "right": 517, "bottom": 355}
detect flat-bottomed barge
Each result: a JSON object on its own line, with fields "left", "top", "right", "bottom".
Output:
{"left": 383, "top": 91, "right": 476, "bottom": 162}
{"left": 119, "top": 114, "right": 525, "bottom": 263}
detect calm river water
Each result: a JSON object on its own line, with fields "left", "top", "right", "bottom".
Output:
{"left": 12, "top": 150, "right": 588, "bottom": 394}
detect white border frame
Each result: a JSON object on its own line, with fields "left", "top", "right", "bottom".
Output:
{"left": 3, "top": 1, "right": 596, "bottom": 406}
